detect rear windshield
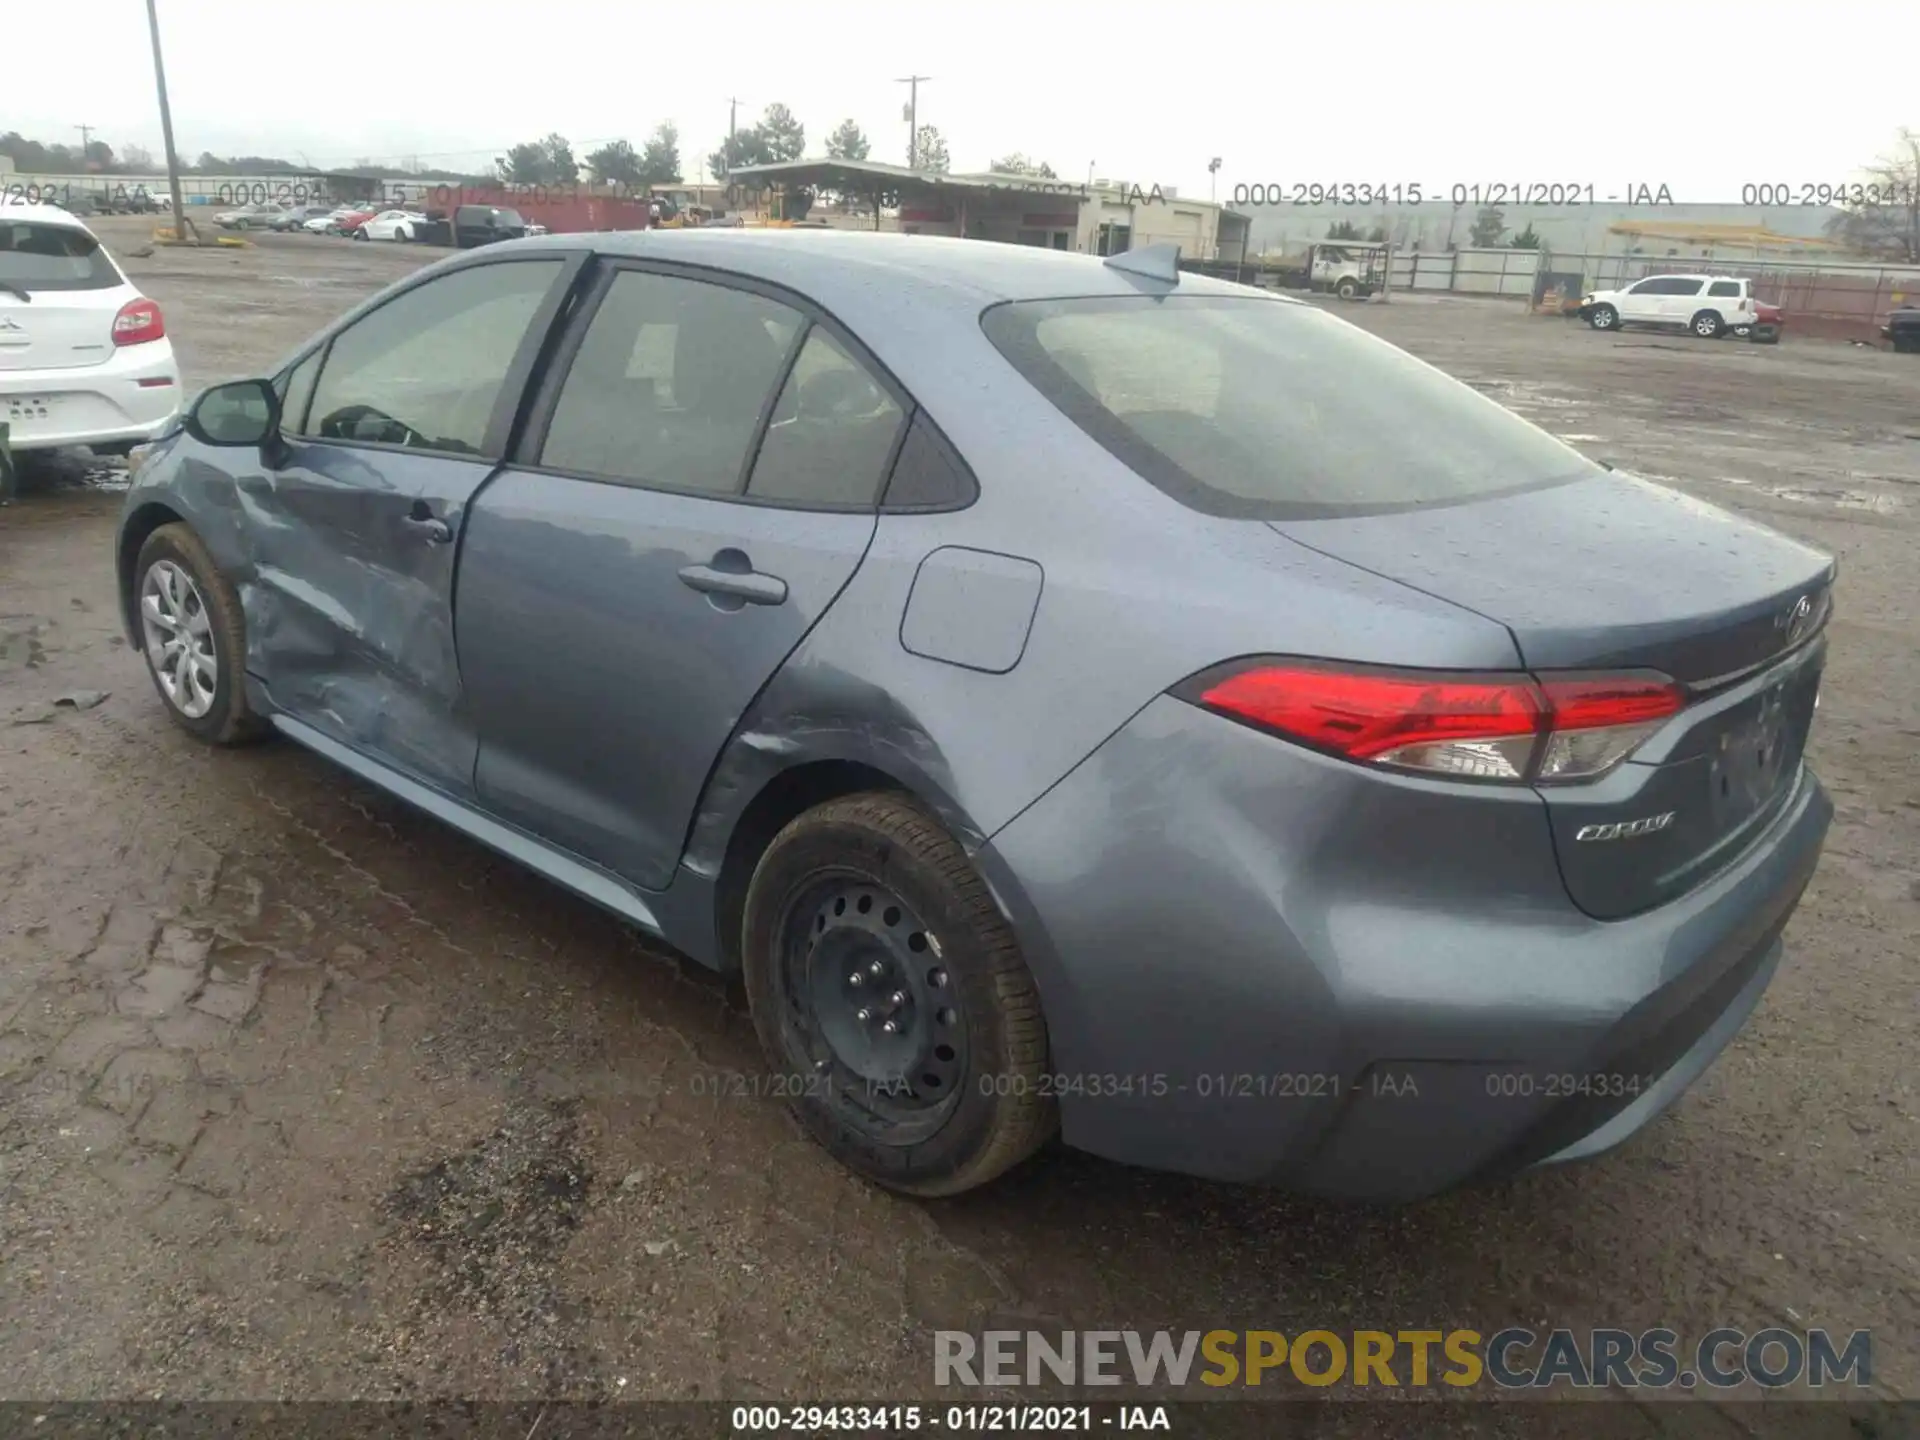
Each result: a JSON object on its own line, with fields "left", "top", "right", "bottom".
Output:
{"left": 980, "top": 295, "right": 1598, "bottom": 519}
{"left": 0, "top": 219, "right": 120, "bottom": 293}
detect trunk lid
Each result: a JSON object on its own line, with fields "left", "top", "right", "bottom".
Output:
{"left": 1272, "top": 472, "right": 1835, "bottom": 918}
{"left": 0, "top": 212, "right": 128, "bottom": 372}
{"left": 0, "top": 290, "right": 124, "bottom": 372}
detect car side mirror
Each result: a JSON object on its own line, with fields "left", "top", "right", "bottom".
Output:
{"left": 185, "top": 378, "right": 281, "bottom": 449}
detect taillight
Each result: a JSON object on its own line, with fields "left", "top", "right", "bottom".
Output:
{"left": 1178, "top": 661, "right": 1684, "bottom": 784}
{"left": 113, "top": 298, "right": 166, "bottom": 346}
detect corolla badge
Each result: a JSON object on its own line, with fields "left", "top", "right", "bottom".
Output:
{"left": 1575, "top": 812, "right": 1675, "bottom": 842}
{"left": 1778, "top": 594, "right": 1814, "bottom": 644}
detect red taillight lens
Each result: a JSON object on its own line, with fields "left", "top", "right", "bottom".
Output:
{"left": 113, "top": 298, "right": 166, "bottom": 346}
{"left": 1183, "top": 662, "right": 1683, "bottom": 784}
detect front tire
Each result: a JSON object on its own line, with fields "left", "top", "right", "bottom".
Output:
{"left": 1589, "top": 304, "right": 1619, "bottom": 331}
{"left": 133, "top": 524, "right": 265, "bottom": 746}
{"left": 1691, "top": 310, "right": 1725, "bottom": 339}
{"left": 1335, "top": 277, "right": 1359, "bottom": 300}
{"left": 741, "top": 792, "right": 1055, "bottom": 1197}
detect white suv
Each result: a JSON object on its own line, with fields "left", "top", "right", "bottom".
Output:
{"left": 0, "top": 202, "right": 181, "bottom": 456}
{"left": 1580, "top": 274, "right": 1756, "bottom": 339}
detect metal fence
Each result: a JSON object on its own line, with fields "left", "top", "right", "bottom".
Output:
{"left": 1206, "top": 245, "right": 1916, "bottom": 343}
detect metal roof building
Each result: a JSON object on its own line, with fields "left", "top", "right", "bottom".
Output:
{"left": 726, "top": 158, "right": 1250, "bottom": 263}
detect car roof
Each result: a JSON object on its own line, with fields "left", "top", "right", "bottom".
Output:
{"left": 507, "top": 227, "right": 1275, "bottom": 316}
{"left": 0, "top": 200, "right": 95, "bottom": 236}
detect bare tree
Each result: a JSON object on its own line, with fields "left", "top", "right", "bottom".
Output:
{"left": 1823, "top": 128, "right": 1920, "bottom": 262}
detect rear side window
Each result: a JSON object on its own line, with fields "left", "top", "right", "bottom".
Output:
{"left": 0, "top": 220, "right": 120, "bottom": 292}
{"left": 747, "top": 327, "right": 905, "bottom": 507}
{"left": 1666, "top": 278, "right": 1705, "bottom": 296}
{"left": 982, "top": 295, "right": 1597, "bottom": 519}
{"left": 1707, "top": 280, "right": 1741, "bottom": 297}
{"left": 538, "top": 269, "right": 803, "bottom": 494}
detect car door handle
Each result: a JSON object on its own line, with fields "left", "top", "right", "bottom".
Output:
{"left": 402, "top": 510, "right": 452, "bottom": 544}
{"left": 677, "top": 560, "right": 788, "bottom": 606}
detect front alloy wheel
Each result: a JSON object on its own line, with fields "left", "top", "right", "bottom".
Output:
{"left": 141, "top": 559, "right": 217, "bottom": 718}
{"left": 132, "top": 523, "right": 266, "bottom": 745}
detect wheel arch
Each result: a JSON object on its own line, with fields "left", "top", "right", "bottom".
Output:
{"left": 709, "top": 757, "right": 917, "bottom": 974}
{"left": 118, "top": 500, "right": 190, "bottom": 643}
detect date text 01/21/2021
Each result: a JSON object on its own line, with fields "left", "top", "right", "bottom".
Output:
{"left": 1229, "top": 181, "right": 1677, "bottom": 208}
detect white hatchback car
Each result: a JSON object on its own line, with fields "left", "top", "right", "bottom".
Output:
{"left": 1, "top": 202, "right": 181, "bottom": 455}
{"left": 1580, "top": 274, "right": 1757, "bottom": 339}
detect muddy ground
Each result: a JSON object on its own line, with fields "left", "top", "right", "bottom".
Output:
{"left": 0, "top": 218, "right": 1915, "bottom": 1428}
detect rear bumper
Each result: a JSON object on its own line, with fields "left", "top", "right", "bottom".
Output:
{"left": 977, "top": 696, "right": 1831, "bottom": 1201}
{"left": 1, "top": 342, "right": 181, "bottom": 451}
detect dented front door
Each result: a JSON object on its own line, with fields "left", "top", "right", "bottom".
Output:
{"left": 242, "top": 255, "right": 577, "bottom": 797}
{"left": 247, "top": 441, "right": 499, "bottom": 796}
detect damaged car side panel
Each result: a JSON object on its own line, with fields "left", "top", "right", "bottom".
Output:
{"left": 238, "top": 441, "right": 499, "bottom": 798}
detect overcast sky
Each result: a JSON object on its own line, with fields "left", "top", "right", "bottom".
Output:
{"left": 7, "top": 0, "right": 1910, "bottom": 200}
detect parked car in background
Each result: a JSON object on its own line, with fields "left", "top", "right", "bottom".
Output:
{"left": 453, "top": 204, "right": 528, "bottom": 248}
{"left": 1883, "top": 301, "right": 1920, "bottom": 353}
{"left": 358, "top": 210, "right": 427, "bottom": 243}
{"left": 1, "top": 202, "right": 179, "bottom": 456}
{"left": 114, "top": 232, "right": 1834, "bottom": 1201}
{"left": 334, "top": 209, "right": 379, "bottom": 238}
{"left": 271, "top": 204, "right": 335, "bottom": 233}
{"left": 213, "top": 201, "right": 288, "bottom": 232}
{"left": 1734, "top": 299, "right": 1783, "bottom": 344}
{"left": 303, "top": 207, "right": 355, "bottom": 234}
{"left": 1578, "top": 275, "right": 1757, "bottom": 338}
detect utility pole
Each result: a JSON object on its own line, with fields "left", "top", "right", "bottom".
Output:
{"left": 143, "top": 0, "right": 194, "bottom": 244}
{"left": 76, "top": 123, "right": 96, "bottom": 162}
{"left": 723, "top": 96, "right": 742, "bottom": 178}
{"left": 896, "top": 76, "right": 929, "bottom": 168}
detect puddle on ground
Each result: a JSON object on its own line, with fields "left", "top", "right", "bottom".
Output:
{"left": 8, "top": 449, "right": 131, "bottom": 493}
{"left": 1763, "top": 486, "right": 1902, "bottom": 514}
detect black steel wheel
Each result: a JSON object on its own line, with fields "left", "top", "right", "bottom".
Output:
{"left": 742, "top": 792, "right": 1054, "bottom": 1195}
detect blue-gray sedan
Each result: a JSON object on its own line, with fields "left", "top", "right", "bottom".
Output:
{"left": 114, "top": 230, "right": 1834, "bottom": 1199}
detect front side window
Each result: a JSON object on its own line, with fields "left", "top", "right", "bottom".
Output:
{"left": 275, "top": 349, "right": 323, "bottom": 433}
{"left": 747, "top": 328, "right": 905, "bottom": 507}
{"left": 982, "top": 294, "right": 1597, "bottom": 519}
{"left": 301, "top": 259, "right": 563, "bottom": 455}
{"left": 0, "top": 220, "right": 120, "bottom": 292}
{"left": 539, "top": 269, "right": 803, "bottom": 494}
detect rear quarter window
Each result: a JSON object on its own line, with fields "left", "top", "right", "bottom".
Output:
{"left": 981, "top": 295, "right": 1598, "bottom": 519}
{"left": 0, "top": 219, "right": 120, "bottom": 292}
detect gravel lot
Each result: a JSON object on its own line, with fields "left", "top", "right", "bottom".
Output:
{"left": 1, "top": 217, "right": 1915, "bottom": 1425}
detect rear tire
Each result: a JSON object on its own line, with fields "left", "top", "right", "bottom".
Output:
{"left": 741, "top": 792, "right": 1055, "bottom": 1197}
{"left": 133, "top": 524, "right": 267, "bottom": 746}
{"left": 1691, "top": 310, "right": 1725, "bottom": 339}
{"left": 1589, "top": 304, "right": 1619, "bottom": 331}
